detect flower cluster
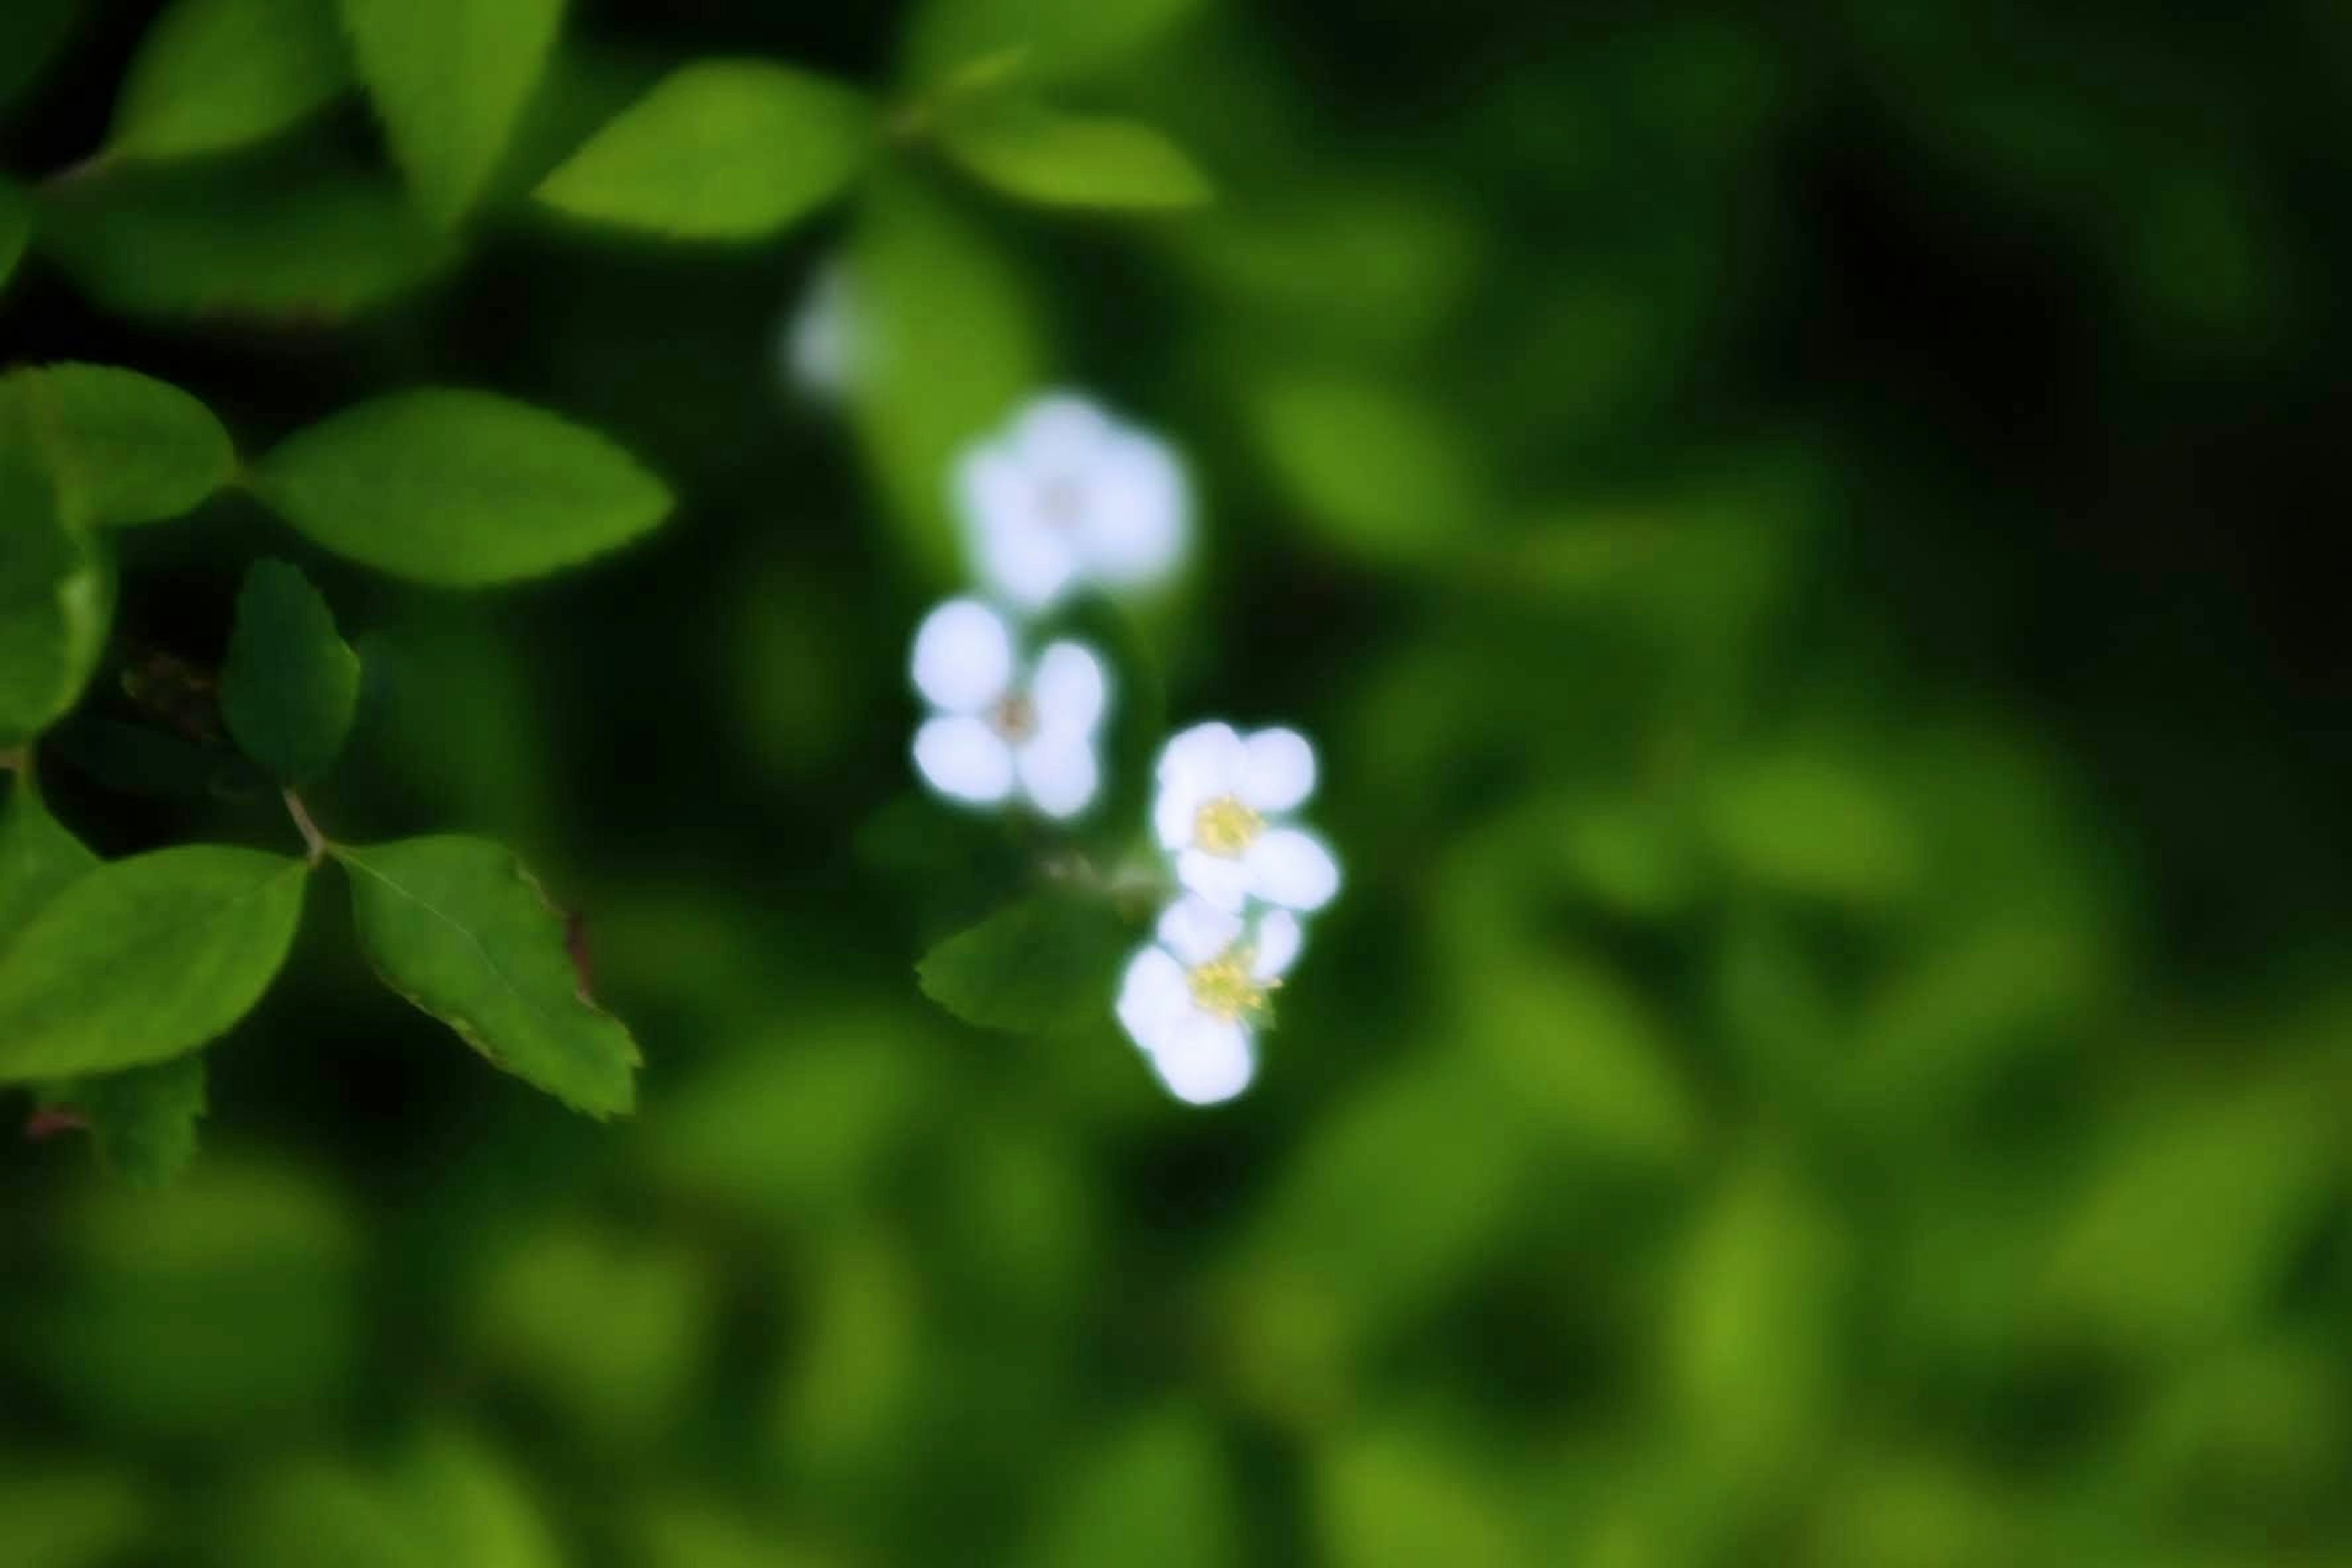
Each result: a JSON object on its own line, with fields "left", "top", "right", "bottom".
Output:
{"left": 907, "top": 393, "right": 1337, "bottom": 1106}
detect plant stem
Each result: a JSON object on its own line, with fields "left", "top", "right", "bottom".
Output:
{"left": 282, "top": 788, "right": 329, "bottom": 865}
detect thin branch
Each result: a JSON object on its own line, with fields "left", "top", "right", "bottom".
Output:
{"left": 282, "top": 788, "right": 330, "bottom": 865}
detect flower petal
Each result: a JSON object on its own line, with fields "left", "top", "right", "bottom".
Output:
{"left": 1148, "top": 1012, "right": 1256, "bottom": 1106}
{"left": 913, "top": 716, "right": 1014, "bottom": 804}
{"left": 1251, "top": 910, "right": 1304, "bottom": 981}
{"left": 1116, "top": 946, "right": 1190, "bottom": 1052}
{"left": 1177, "top": 847, "right": 1254, "bottom": 912}
{"left": 1239, "top": 727, "right": 1316, "bottom": 813}
{"left": 1015, "top": 732, "right": 1099, "bottom": 820}
{"left": 1077, "top": 432, "right": 1187, "bottom": 587}
{"left": 910, "top": 598, "right": 1014, "bottom": 714}
{"left": 1011, "top": 392, "right": 1114, "bottom": 462}
{"left": 1158, "top": 896, "right": 1242, "bottom": 967}
{"left": 1031, "top": 641, "right": 1109, "bottom": 735}
{"left": 973, "top": 508, "right": 1077, "bottom": 611}
{"left": 1243, "top": 828, "right": 1341, "bottom": 911}
{"left": 1158, "top": 722, "right": 1246, "bottom": 795}
{"left": 1153, "top": 772, "right": 1202, "bottom": 851}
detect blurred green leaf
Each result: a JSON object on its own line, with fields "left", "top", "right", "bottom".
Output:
{"left": 631, "top": 1495, "right": 843, "bottom": 1568}
{"left": 0, "top": 845, "right": 307, "bottom": 1082}
{"left": 2, "top": 361, "right": 236, "bottom": 526}
{"left": 34, "top": 163, "right": 461, "bottom": 323}
{"left": 339, "top": 0, "right": 565, "bottom": 225}
{"left": 106, "top": 0, "right": 350, "bottom": 162}
{"left": 1801, "top": 1449, "right": 2050, "bottom": 1568}
{"left": 0, "top": 1465, "right": 157, "bottom": 1568}
{"left": 222, "top": 558, "right": 361, "bottom": 785}
{"left": 47, "top": 1053, "right": 209, "bottom": 1186}
{"left": 917, "top": 891, "right": 1133, "bottom": 1033}
{"left": 252, "top": 388, "right": 671, "bottom": 586}
{"left": 0, "top": 774, "right": 96, "bottom": 950}
{"left": 851, "top": 173, "right": 1050, "bottom": 581}
{"left": 1702, "top": 749, "right": 1924, "bottom": 903}
{"left": 0, "top": 0, "right": 78, "bottom": 116}
{"left": 771, "top": 1231, "right": 923, "bottom": 1472}
{"left": 337, "top": 835, "right": 640, "bottom": 1115}
{"left": 393, "top": 1427, "right": 567, "bottom": 1568}
{"left": 213, "top": 1459, "right": 432, "bottom": 1568}
{"left": 1246, "top": 374, "right": 1485, "bottom": 564}
{"left": 1468, "top": 951, "right": 1700, "bottom": 1163}
{"left": 1027, "top": 1406, "right": 1242, "bottom": 1568}
{"left": 533, "top": 61, "right": 872, "bottom": 240}
{"left": 0, "top": 176, "right": 29, "bottom": 287}
{"left": 1, "top": 413, "right": 113, "bottom": 746}
{"left": 1317, "top": 1431, "right": 1532, "bottom": 1568}
{"left": 943, "top": 100, "right": 1212, "bottom": 211}
{"left": 900, "top": 0, "right": 1204, "bottom": 86}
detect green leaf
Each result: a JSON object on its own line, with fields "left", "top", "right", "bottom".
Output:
{"left": 1, "top": 176, "right": 29, "bottom": 288}
{"left": 45, "top": 1054, "right": 209, "bottom": 1186}
{"left": 221, "top": 559, "right": 360, "bottom": 785}
{"left": 34, "top": 164, "right": 461, "bottom": 324}
{"left": 1028, "top": 1406, "right": 1242, "bottom": 1568}
{"left": 916, "top": 892, "right": 1133, "bottom": 1033}
{"left": 943, "top": 100, "right": 1211, "bottom": 211}
{"left": 0, "top": 846, "right": 307, "bottom": 1082}
{"left": 1, "top": 774, "right": 97, "bottom": 951}
{"left": 106, "top": 0, "right": 350, "bottom": 162}
{"left": 1317, "top": 1431, "right": 1532, "bottom": 1568}
{"left": 1702, "top": 750, "right": 1925, "bottom": 903}
{"left": 335, "top": 835, "right": 640, "bottom": 1115}
{"left": 1, "top": 407, "right": 115, "bottom": 746}
{"left": 339, "top": 0, "right": 565, "bottom": 225}
{"left": 392, "top": 1428, "right": 565, "bottom": 1568}
{"left": 532, "top": 61, "right": 872, "bottom": 241}
{"left": 3, "top": 362, "right": 237, "bottom": 526}
{"left": 851, "top": 174, "right": 1050, "bottom": 581}
{"left": 0, "top": 1464, "right": 157, "bottom": 1568}
{"left": 251, "top": 389, "right": 671, "bottom": 586}
{"left": 1246, "top": 374, "right": 1485, "bottom": 565}
{"left": 900, "top": 0, "right": 1204, "bottom": 87}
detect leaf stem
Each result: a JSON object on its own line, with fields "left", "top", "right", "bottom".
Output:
{"left": 282, "top": 788, "right": 330, "bottom": 865}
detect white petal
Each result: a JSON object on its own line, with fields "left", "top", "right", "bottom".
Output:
{"left": 1153, "top": 774, "right": 1202, "bottom": 851}
{"left": 1030, "top": 641, "right": 1109, "bottom": 735}
{"left": 956, "top": 445, "right": 1026, "bottom": 532}
{"left": 910, "top": 598, "right": 1015, "bottom": 714}
{"left": 1011, "top": 393, "right": 1114, "bottom": 462}
{"left": 1015, "top": 733, "right": 1098, "bottom": 820}
{"left": 1176, "top": 848, "right": 1254, "bottom": 913}
{"left": 1239, "top": 728, "right": 1316, "bottom": 813}
{"left": 1157, "top": 896, "right": 1242, "bottom": 967}
{"left": 913, "top": 717, "right": 1015, "bottom": 804}
{"left": 1116, "top": 947, "right": 1190, "bottom": 1052}
{"left": 1076, "top": 433, "right": 1187, "bottom": 587}
{"left": 1244, "top": 829, "right": 1341, "bottom": 911}
{"left": 973, "top": 510, "right": 1077, "bottom": 611}
{"left": 1148, "top": 1012, "right": 1256, "bottom": 1106}
{"left": 1251, "top": 910, "right": 1304, "bottom": 981}
{"left": 1158, "top": 722, "right": 1247, "bottom": 796}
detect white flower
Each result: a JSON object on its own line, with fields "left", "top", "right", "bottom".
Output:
{"left": 954, "top": 393, "right": 1189, "bottom": 611}
{"left": 1117, "top": 897, "right": 1305, "bottom": 1106}
{"left": 1153, "top": 723, "right": 1340, "bottom": 913}
{"left": 910, "top": 598, "right": 1109, "bottom": 818}
{"left": 782, "top": 260, "right": 855, "bottom": 404}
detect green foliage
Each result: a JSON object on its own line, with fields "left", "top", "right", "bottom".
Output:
{"left": 0, "top": 0, "right": 79, "bottom": 116}
{"left": 900, "top": 0, "right": 1204, "bottom": 86}
{"left": 0, "top": 1465, "right": 156, "bottom": 1568}
{"left": 0, "top": 422, "right": 113, "bottom": 746}
{"left": 221, "top": 559, "right": 360, "bottom": 785}
{"left": 338, "top": 0, "right": 566, "bottom": 225}
{"left": 1702, "top": 749, "right": 1926, "bottom": 904}
{"left": 106, "top": 0, "right": 350, "bottom": 162}
{"left": 916, "top": 891, "right": 1134, "bottom": 1033}
{"left": 533, "top": 61, "right": 873, "bottom": 240}
{"left": 34, "top": 163, "right": 460, "bottom": 323}
{"left": 0, "top": 775, "right": 97, "bottom": 947}
{"left": 393, "top": 1428, "right": 567, "bottom": 1568}
{"left": 2, "top": 361, "right": 236, "bottom": 526}
{"left": 251, "top": 388, "right": 671, "bottom": 586}
{"left": 1028, "top": 1407, "right": 1242, "bottom": 1568}
{"left": 1316, "top": 1432, "right": 1531, "bottom": 1568}
{"left": 942, "top": 100, "right": 1212, "bottom": 211}
{"left": 1245, "top": 374, "right": 1485, "bottom": 564}
{"left": 50, "top": 1054, "right": 210, "bottom": 1186}
{"left": 0, "top": 175, "right": 28, "bottom": 287}
{"left": 0, "top": 846, "right": 307, "bottom": 1081}
{"left": 336, "top": 835, "right": 641, "bottom": 1115}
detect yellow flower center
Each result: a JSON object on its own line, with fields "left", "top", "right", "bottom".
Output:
{"left": 990, "top": 691, "right": 1038, "bottom": 742}
{"left": 1186, "top": 949, "right": 1275, "bottom": 1022}
{"left": 1194, "top": 796, "right": 1262, "bottom": 858}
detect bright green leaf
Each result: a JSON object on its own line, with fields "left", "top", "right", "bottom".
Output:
{"left": 339, "top": 0, "right": 565, "bottom": 225}
{"left": 46, "top": 1054, "right": 209, "bottom": 1186}
{"left": 1, "top": 176, "right": 29, "bottom": 288}
{"left": 0, "top": 846, "right": 307, "bottom": 1082}
{"left": 1, "top": 411, "right": 114, "bottom": 746}
{"left": 1317, "top": 1431, "right": 1532, "bottom": 1568}
{"left": 1703, "top": 749, "right": 1925, "bottom": 903}
{"left": 943, "top": 100, "right": 1212, "bottom": 211}
{"left": 34, "top": 164, "right": 460, "bottom": 324}
{"left": 3, "top": 362, "right": 236, "bottom": 526}
{"left": 394, "top": 1428, "right": 566, "bottom": 1568}
{"left": 221, "top": 559, "right": 360, "bottom": 785}
{"left": 533, "top": 61, "right": 872, "bottom": 240}
{"left": 0, "top": 775, "right": 97, "bottom": 951}
{"left": 336, "top": 835, "right": 640, "bottom": 1115}
{"left": 251, "top": 389, "right": 671, "bottom": 586}
{"left": 900, "top": 0, "right": 1204, "bottom": 86}
{"left": 916, "top": 892, "right": 1134, "bottom": 1033}
{"left": 1246, "top": 374, "right": 1485, "bottom": 564}
{"left": 106, "top": 0, "right": 350, "bottom": 162}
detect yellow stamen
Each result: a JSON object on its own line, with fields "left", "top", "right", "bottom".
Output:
{"left": 1194, "top": 795, "right": 1262, "bottom": 858}
{"left": 1187, "top": 949, "right": 1275, "bottom": 1022}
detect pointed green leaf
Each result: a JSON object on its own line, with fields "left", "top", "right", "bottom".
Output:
{"left": 339, "top": 0, "right": 565, "bottom": 225}
{"left": 251, "top": 389, "right": 671, "bottom": 586}
{"left": 533, "top": 61, "right": 872, "bottom": 240}
{"left": 4, "top": 362, "right": 236, "bottom": 526}
{"left": 943, "top": 100, "right": 1211, "bottom": 211}
{"left": 221, "top": 559, "right": 360, "bottom": 785}
{"left": 44, "top": 1054, "right": 209, "bottom": 1186}
{"left": 1, "top": 774, "right": 97, "bottom": 951}
{"left": 1, "top": 176, "right": 29, "bottom": 288}
{"left": 916, "top": 892, "right": 1132, "bottom": 1033}
{"left": 0, "top": 845, "right": 307, "bottom": 1082}
{"left": 336, "top": 835, "right": 639, "bottom": 1115}
{"left": 2, "top": 405, "right": 115, "bottom": 746}
{"left": 107, "top": 0, "right": 350, "bottom": 162}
